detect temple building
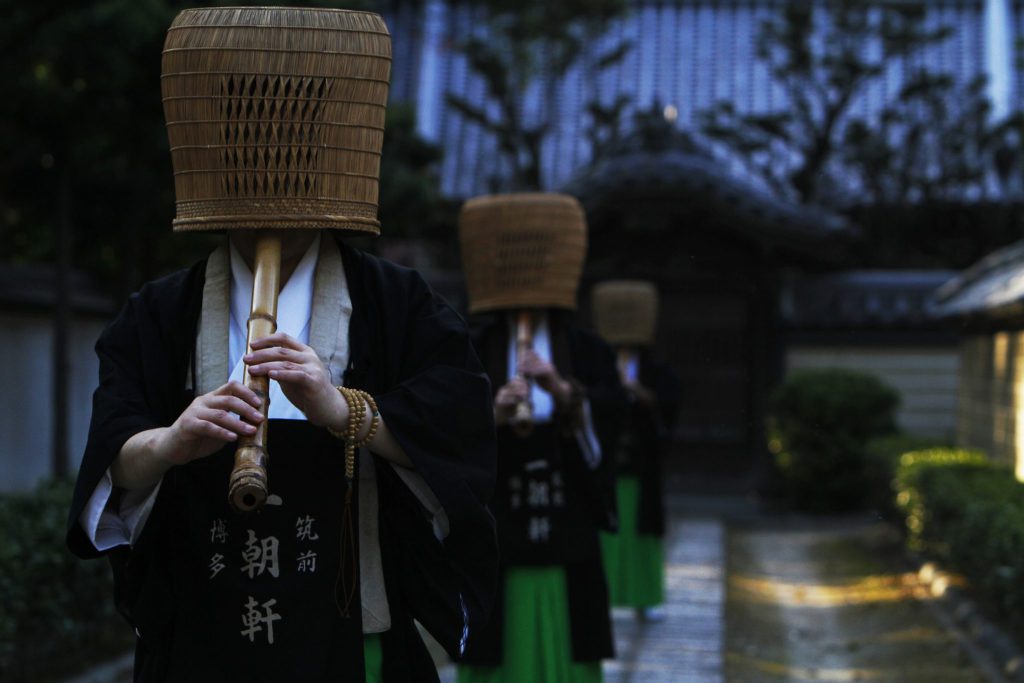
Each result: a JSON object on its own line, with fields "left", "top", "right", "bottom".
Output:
{"left": 382, "top": 0, "right": 1018, "bottom": 196}
{"left": 930, "top": 242, "right": 1024, "bottom": 480}
{"left": 375, "top": 0, "right": 1007, "bottom": 483}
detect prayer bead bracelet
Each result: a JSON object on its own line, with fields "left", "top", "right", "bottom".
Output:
{"left": 328, "top": 386, "right": 381, "bottom": 481}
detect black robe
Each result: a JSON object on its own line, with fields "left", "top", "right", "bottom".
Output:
{"left": 66, "top": 241, "right": 498, "bottom": 682}
{"left": 618, "top": 351, "right": 681, "bottom": 537}
{"left": 462, "top": 311, "right": 624, "bottom": 666}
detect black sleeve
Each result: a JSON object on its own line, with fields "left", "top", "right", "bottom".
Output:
{"left": 571, "top": 327, "right": 627, "bottom": 452}
{"left": 66, "top": 298, "right": 163, "bottom": 559}
{"left": 373, "top": 271, "right": 496, "bottom": 536}
{"left": 569, "top": 326, "right": 628, "bottom": 532}
{"left": 372, "top": 272, "right": 498, "bottom": 658}
{"left": 66, "top": 264, "right": 202, "bottom": 559}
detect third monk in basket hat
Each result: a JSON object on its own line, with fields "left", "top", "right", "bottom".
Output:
{"left": 592, "top": 280, "right": 681, "bottom": 622}
{"left": 67, "top": 8, "right": 498, "bottom": 682}
{"left": 457, "top": 193, "right": 624, "bottom": 682}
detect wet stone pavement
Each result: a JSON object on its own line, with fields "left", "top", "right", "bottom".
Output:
{"left": 725, "top": 518, "right": 996, "bottom": 683}
{"left": 603, "top": 516, "right": 726, "bottom": 683}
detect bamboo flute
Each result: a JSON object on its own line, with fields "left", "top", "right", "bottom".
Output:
{"left": 511, "top": 309, "right": 536, "bottom": 436}
{"left": 228, "top": 234, "right": 282, "bottom": 512}
{"left": 617, "top": 347, "right": 637, "bottom": 386}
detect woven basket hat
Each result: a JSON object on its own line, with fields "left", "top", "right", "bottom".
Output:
{"left": 161, "top": 7, "right": 391, "bottom": 233}
{"left": 592, "top": 280, "right": 659, "bottom": 346}
{"left": 459, "top": 193, "right": 588, "bottom": 313}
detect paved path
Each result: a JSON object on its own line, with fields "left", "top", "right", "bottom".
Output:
{"left": 604, "top": 516, "right": 726, "bottom": 683}
{"left": 725, "top": 519, "right": 996, "bottom": 682}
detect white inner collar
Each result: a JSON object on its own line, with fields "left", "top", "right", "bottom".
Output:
{"left": 227, "top": 236, "right": 320, "bottom": 419}
{"left": 506, "top": 311, "right": 554, "bottom": 423}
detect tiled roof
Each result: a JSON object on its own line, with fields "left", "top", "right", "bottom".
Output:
{"left": 929, "top": 240, "right": 1024, "bottom": 320}
{"left": 563, "top": 113, "right": 854, "bottom": 249}
{"left": 784, "top": 270, "right": 958, "bottom": 329}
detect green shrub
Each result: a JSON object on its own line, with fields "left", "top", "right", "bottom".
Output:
{"left": 864, "top": 434, "right": 949, "bottom": 519}
{"left": 768, "top": 368, "right": 900, "bottom": 511}
{"left": 893, "top": 449, "right": 1024, "bottom": 627}
{"left": 894, "top": 449, "right": 989, "bottom": 549}
{"left": 0, "top": 478, "right": 131, "bottom": 682}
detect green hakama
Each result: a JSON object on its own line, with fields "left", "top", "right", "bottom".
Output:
{"left": 458, "top": 566, "right": 604, "bottom": 683}
{"left": 364, "top": 635, "right": 382, "bottom": 682}
{"left": 601, "top": 476, "right": 665, "bottom": 608}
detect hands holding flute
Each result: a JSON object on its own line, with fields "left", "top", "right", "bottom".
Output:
{"left": 494, "top": 349, "right": 574, "bottom": 425}
{"left": 161, "top": 382, "right": 265, "bottom": 466}
{"left": 623, "top": 379, "right": 657, "bottom": 407}
{"left": 112, "top": 333, "right": 412, "bottom": 491}
{"left": 244, "top": 331, "right": 351, "bottom": 434}
{"left": 111, "top": 382, "right": 264, "bottom": 490}
{"left": 167, "top": 332, "right": 355, "bottom": 461}
{"left": 242, "top": 331, "right": 410, "bottom": 466}
{"left": 494, "top": 378, "right": 529, "bottom": 426}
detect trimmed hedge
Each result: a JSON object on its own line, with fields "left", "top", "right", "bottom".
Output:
{"left": 864, "top": 433, "right": 949, "bottom": 519}
{"left": 894, "top": 449, "right": 1024, "bottom": 627}
{"left": 768, "top": 368, "right": 900, "bottom": 511}
{"left": 0, "top": 479, "right": 131, "bottom": 682}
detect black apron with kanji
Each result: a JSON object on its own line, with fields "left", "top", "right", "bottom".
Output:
{"left": 492, "top": 422, "right": 598, "bottom": 566}
{"left": 162, "top": 421, "right": 361, "bottom": 680}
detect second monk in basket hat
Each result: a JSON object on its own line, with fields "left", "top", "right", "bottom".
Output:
{"left": 457, "top": 193, "right": 624, "bottom": 683}
{"left": 66, "top": 8, "right": 498, "bottom": 681}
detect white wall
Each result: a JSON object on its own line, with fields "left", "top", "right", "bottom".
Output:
{"left": 0, "top": 312, "right": 108, "bottom": 493}
{"left": 786, "top": 346, "right": 960, "bottom": 440}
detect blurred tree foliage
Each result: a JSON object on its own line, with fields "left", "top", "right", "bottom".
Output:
{"left": 842, "top": 75, "right": 1024, "bottom": 205}
{"left": 378, "top": 102, "right": 450, "bottom": 242}
{"left": 700, "top": 0, "right": 1021, "bottom": 207}
{"left": 0, "top": 0, "right": 187, "bottom": 300}
{"left": 446, "top": 0, "right": 631, "bottom": 191}
{"left": 0, "top": 0, "right": 446, "bottom": 301}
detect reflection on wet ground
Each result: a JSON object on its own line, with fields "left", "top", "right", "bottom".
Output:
{"left": 604, "top": 517, "right": 726, "bottom": 683}
{"left": 726, "top": 519, "right": 988, "bottom": 683}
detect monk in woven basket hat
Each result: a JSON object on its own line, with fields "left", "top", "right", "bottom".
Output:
{"left": 591, "top": 281, "right": 681, "bottom": 622}
{"left": 66, "top": 8, "right": 497, "bottom": 681}
{"left": 456, "top": 193, "right": 625, "bottom": 683}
